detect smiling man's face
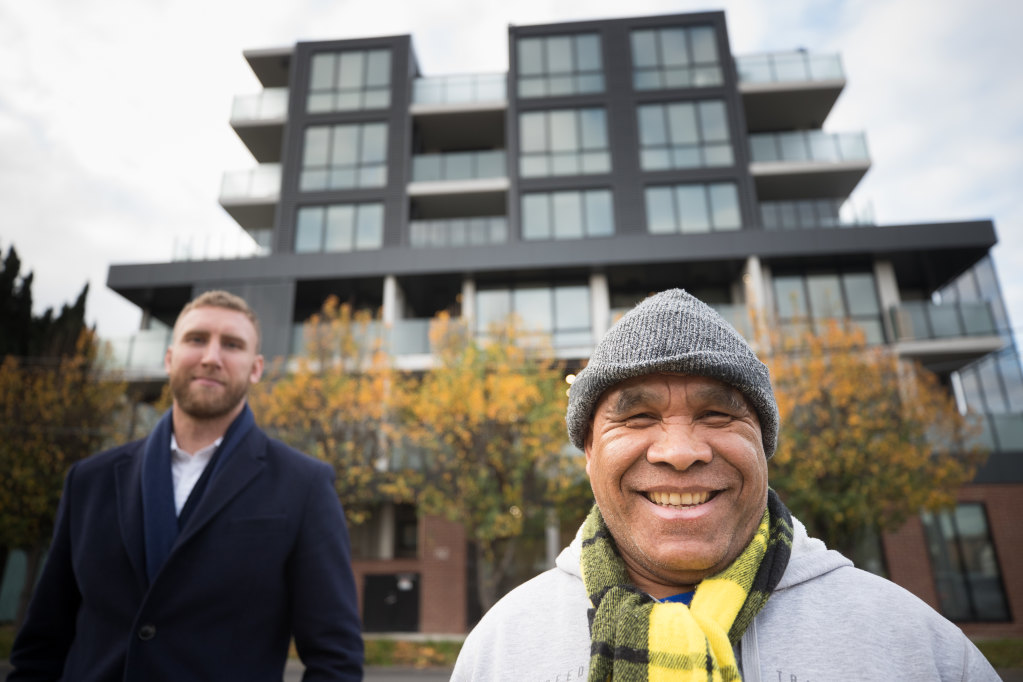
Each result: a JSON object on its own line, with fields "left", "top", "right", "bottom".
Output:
{"left": 584, "top": 372, "right": 768, "bottom": 597}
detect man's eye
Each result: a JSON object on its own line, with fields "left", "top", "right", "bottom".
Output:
{"left": 700, "top": 410, "right": 733, "bottom": 422}
{"left": 625, "top": 413, "right": 657, "bottom": 424}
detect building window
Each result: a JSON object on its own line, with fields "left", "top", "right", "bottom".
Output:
{"left": 630, "top": 25, "right": 722, "bottom": 90}
{"left": 637, "top": 100, "right": 733, "bottom": 170}
{"left": 521, "top": 189, "right": 614, "bottom": 240}
{"left": 519, "top": 108, "right": 610, "bottom": 177}
{"left": 308, "top": 48, "right": 391, "bottom": 113}
{"left": 475, "top": 284, "right": 591, "bottom": 347}
{"left": 771, "top": 270, "right": 884, "bottom": 344}
{"left": 921, "top": 504, "right": 1010, "bottom": 622}
{"left": 517, "top": 33, "right": 603, "bottom": 98}
{"left": 300, "top": 123, "right": 387, "bottom": 191}
{"left": 645, "top": 182, "right": 741, "bottom": 234}
{"left": 295, "top": 203, "right": 384, "bottom": 253}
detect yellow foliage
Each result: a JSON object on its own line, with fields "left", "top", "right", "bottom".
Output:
{"left": 763, "top": 321, "right": 986, "bottom": 555}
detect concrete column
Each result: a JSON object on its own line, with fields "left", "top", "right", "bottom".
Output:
{"left": 382, "top": 275, "right": 400, "bottom": 325}
{"left": 874, "top": 260, "right": 901, "bottom": 342}
{"left": 589, "top": 271, "right": 610, "bottom": 341}
{"left": 377, "top": 502, "right": 395, "bottom": 560}
{"left": 461, "top": 277, "right": 476, "bottom": 326}
{"left": 744, "top": 256, "right": 769, "bottom": 348}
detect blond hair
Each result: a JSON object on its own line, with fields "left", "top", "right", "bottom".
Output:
{"left": 174, "top": 290, "right": 261, "bottom": 349}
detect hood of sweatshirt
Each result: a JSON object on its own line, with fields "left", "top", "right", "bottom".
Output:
{"left": 555, "top": 514, "right": 852, "bottom": 592}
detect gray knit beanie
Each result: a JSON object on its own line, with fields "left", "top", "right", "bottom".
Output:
{"left": 566, "top": 288, "right": 778, "bottom": 458}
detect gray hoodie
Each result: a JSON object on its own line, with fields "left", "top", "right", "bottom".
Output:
{"left": 452, "top": 518, "right": 999, "bottom": 681}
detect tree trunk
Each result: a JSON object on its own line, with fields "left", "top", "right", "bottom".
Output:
{"left": 14, "top": 544, "right": 44, "bottom": 630}
{"left": 474, "top": 536, "right": 519, "bottom": 613}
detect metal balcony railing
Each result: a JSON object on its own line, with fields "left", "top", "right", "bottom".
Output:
{"left": 749, "top": 131, "right": 869, "bottom": 164}
{"left": 411, "top": 150, "right": 506, "bottom": 183}
{"left": 890, "top": 301, "right": 998, "bottom": 341}
{"left": 736, "top": 51, "right": 844, "bottom": 84}
{"left": 760, "top": 198, "right": 875, "bottom": 230}
{"left": 230, "top": 88, "right": 289, "bottom": 123}
{"left": 412, "top": 74, "right": 506, "bottom": 105}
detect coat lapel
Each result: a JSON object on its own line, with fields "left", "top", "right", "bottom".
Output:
{"left": 172, "top": 428, "right": 267, "bottom": 551}
{"left": 114, "top": 445, "right": 149, "bottom": 590}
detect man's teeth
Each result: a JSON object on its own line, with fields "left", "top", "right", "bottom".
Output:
{"left": 648, "top": 491, "right": 710, "bottom": 507}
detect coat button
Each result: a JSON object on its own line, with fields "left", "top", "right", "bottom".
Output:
{"left": 138, "top": 624, "right": 156, "bottom": 640}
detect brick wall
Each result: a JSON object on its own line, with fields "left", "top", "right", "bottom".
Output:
{"left": 882, "top": 483, "right": 1023, "bottom": 638}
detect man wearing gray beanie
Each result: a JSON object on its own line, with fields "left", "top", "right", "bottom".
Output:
{"left": 453, "top": 289, "right": 997, "bottom": 681}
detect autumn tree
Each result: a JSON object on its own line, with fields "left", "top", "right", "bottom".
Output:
{"left": 764, "top": 322, "right": 986, "bottom": 561}
{"left": 0, "top": 331, "right": 126, "bottom": 626}
{"left": 249, "top": 297, "right": 404, "bottom": 525}
{"left": 400, "top": 314, "right": 585, "bottom": 612}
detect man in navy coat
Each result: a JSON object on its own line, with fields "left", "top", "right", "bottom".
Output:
{"left": 8, "top": 290, "right": 364, "bottom": 681}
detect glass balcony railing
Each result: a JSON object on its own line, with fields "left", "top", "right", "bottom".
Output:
{"left": 411, "top": 150, "right": 506, "bottom": 183}
{"left": 412, "top": 73, "right": 506, "bottom": 105}
{"left": 220, "top": 164, "right": 281, "bottom": 202}
{"left": 749, "top": 131, "right": 869, "bottom": 164}
{"left": 230, "top": 88, "right": 289, "bottom": 123}
{"left": 410, "top": 217, "right": 508, "bottom": 248}
{"left": 104, "top": 327, "right": 172, "bottom": 375}
{"left": 736, "top": 51, "right": 844, "bottom": 84}
{"left": 966, "top": 412, "right": 1023, "bottom": 453}
{"left": 760, "top": 198, "right": 875, "bottom": 230}
{"left": 890, "top": 301, "right": 998, "bottom": 342}
{"left": 292, "top": 318, "right": 441, "bottom": 357}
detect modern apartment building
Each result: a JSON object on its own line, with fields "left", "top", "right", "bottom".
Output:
{"left": 105, "top": 11, "right": 1023, "bottom": 636}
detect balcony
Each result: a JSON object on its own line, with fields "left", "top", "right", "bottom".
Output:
{"left": 890, "top": 301, "right": 1005, "bottom": 373}
{"left": 408, "top": 151, "right": 508, "bottom": 217}
{"left": 737, "top": 51, "right": 845, "bottom": 132}
{"left": 749, "top": 131, "right": 870, "bottom": 199}
{"left": 409, "top": 217, "right": 508, "bottom": 248}
{"left": 411, "top": 74, "right": 506, "bottom": 110}
{"left": 230, "top": 88, "right": 288, "bottom": 163}
{"left": 759, "top": 198, "right": 875, "bottom": 230}
{"left": 219, "top": 164, "right": 280, "bottom": 229}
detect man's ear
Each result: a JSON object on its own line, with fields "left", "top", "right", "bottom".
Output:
{"left": 583, "top": 428, "right": 594, "bottom": 477}
{"left": 249, "top": 354, "right": 265, "bottom": 384}
{"left": 164, "top": 346, "right": 173, "bottom": 375}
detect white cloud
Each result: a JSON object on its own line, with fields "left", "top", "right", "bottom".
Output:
{"left": 1, "top": 0, "right": 1020, "bottom": 342}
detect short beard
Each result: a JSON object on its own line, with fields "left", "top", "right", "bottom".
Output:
{"left": 170, "top": 374, "right": 248, "bottom": 420}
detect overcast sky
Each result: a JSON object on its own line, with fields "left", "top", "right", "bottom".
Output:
{"left": 1, "top": 0, "right": 1020, "bottom": 340}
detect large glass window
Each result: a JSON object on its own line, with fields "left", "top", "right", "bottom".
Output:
{"left": 475, "top": 283, "right": 591, "bottom": 347}
{"left": 921, "top": 504, "right": 1009, "bottom": 622}
{"left": 517, "top": 33, "right": 603, "bottom": 98}
{"left": 644, "top": 182, "right": 741, "bottom": 234}
{"left": 771, "top": 271, "right": 884, "bottom": 344}
{"left": 519, "top": 108, "right": 610, "bottom": 177}
{"left": 638, "top": 100, "right": 732, "bottom": 170}
{"left": 295, "top": 203, "right": 384, "bottom": 253}
{"left": 521, "top": 189, "right": 614, "bottom": 240}
{"left": 631, "top": 25, "right": 722, "bottom": 90}
{"left": 300, "top": 123, "right": 388, "bottom": 191}
{"left": 308, "top": 49, "right": 391, "bottom": 113}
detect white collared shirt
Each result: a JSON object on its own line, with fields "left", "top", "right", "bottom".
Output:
{"left": 170, "top": 435, "right": 222, "bottom": 516}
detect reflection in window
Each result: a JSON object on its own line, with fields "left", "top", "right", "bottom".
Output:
{"left": 645, "top": 182, "right": 741, "bottom": 234}
{"left": 522, "top": 189, "right": 614, "bottom": 240}
{"left": 519, "top": 108, "right": 610, "bottom": 177}
{"left": 308, "top": 49, "right": 391, "bottom": 113}
{"left": 921, "top": 504, "right": 1009, "bottom": 622}
{"left": 475, "top": 284, "right": 591, "bottom": 347}
{"left": 638, "top": 100, "right": 732, "bottom": 170}
{"left": 517, "top": 33, "right": 604, "bottom": 98}
{"left": 295, "top": 203, "right": 384, "bottom": 253}
{"left": 771, "top": 271, "right": 884, "bottom": 344}
{"left": 300, "top": 123, "right": 388, "bottom": 191}
{"left": 631, "top": 25, "right": 722, "bottom": 90}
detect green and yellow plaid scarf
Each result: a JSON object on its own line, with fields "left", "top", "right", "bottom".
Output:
{"left": 581, "top": 489, "right": 793, "bottom": 682}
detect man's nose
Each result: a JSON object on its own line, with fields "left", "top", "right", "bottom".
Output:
{"left": 201, "top": 340, "right": 224, "bottom": 366}
{"left": 646, "top": 418, "right": 713, "bottom": 470}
